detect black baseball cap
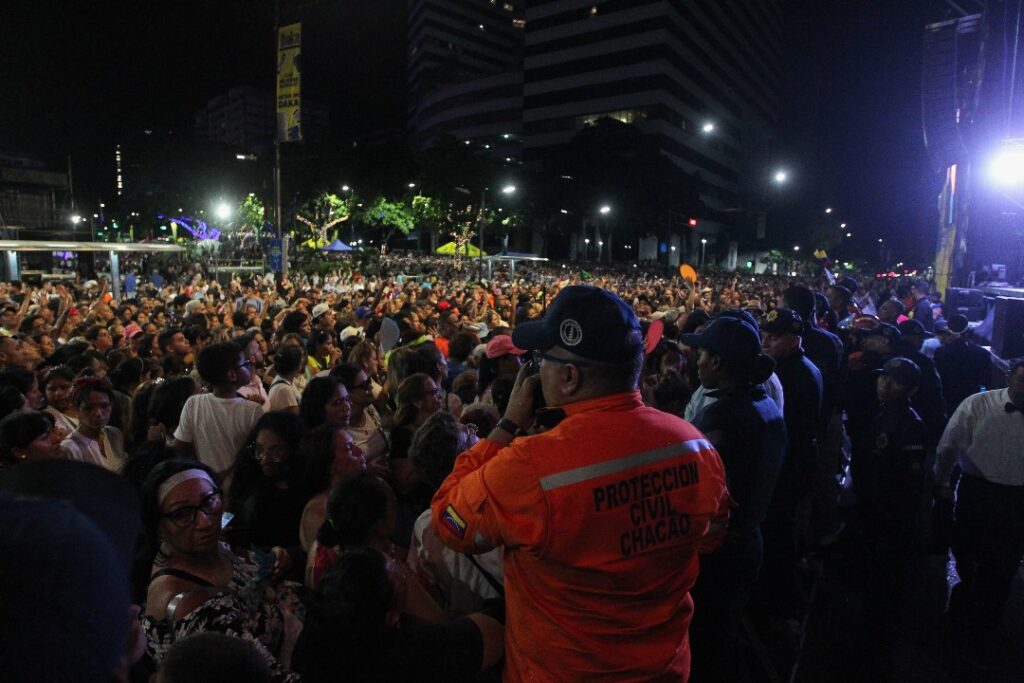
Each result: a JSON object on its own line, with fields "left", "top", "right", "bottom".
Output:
{"left": 760, "top": 308, "right": 804, "bottom": 336}
{"left": 859, "top": 322, "right": 901, "bottom": 342}
{"left": 897, "top": 319, "right": 934, "bottom": 338}
{"left": 680, "top": 316, "right": 761, "bottom": 365}
{"left": 874, "top": 356, "right": 922, "bottom": 388}
{"left": 511, "top": 285, "right": 642, "bottom": 362}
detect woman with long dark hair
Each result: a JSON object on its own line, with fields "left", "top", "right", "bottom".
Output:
{"left": 296, "top": 423, "right": 366, "bottom": 553}
{"left": 228, "top": 412, "right": 307, "bottom": 569}
{"left": 298, "top": 376, "right": 350, "bottom": 430}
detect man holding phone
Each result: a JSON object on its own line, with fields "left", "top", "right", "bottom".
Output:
{"left": 431, "top": 285, "right": 730, "bottom": 682}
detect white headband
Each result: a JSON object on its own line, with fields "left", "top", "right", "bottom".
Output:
{"left": 158, "top": 469, "right": 216, "bottom": 505}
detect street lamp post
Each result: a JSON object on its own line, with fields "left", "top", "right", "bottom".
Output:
{"left": 700, "top": 238, "right": 708, "bottom": 266}
{"left": 584, "top": 238, "right": 590, "bottom": 262}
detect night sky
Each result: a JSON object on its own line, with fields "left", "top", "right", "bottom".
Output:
{"left": 0, "top": 0, "right": 961, "bottom": 264}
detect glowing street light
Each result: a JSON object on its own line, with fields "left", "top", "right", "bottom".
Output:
{"left": 773, "top": 170, "right": 788, "bottom": 183}
{"left": 71, "top": 214, "right": 82, "bottom": 224}
{"left": 599, "top": 205, "right": 611, "bottom": 215}
{"left": 878, "top": 238, "right": 884, "bottom": 243}
{"left": 702, "top": 122, "right": 715, "bottom": 134}
{"left": 840, "top": 222, "right": 847, "bottom": 228}
{"left": 501, "top": 185, "right": 516, "bottom": 194}
{"left": 793, "top": 245, "right": 800, "bottom": 252}
{"left": 825, "top": 207, "right": 833, "bottom": 214}
{"left": 341, "top": 185, "right": 350, "bottom": 192}
{"left": 407, "top": 182, "right": 416, "bottom": 188}
{"left": 846, "top": 232, "right": 852, "bottom": 237}
{"left": 214, "top": 202, "right": 232, "bottom": 221}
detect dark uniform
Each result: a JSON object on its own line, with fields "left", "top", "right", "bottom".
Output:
{"left": 843, "top": 324, "right": 903, "bottom": 448}
{"left": 852, "top": 358, "right": 928, "bottom": 651}
{"left": 895, "top": 322, "right": 947, "bottom": 452}
{"left": 757, "top": 309, "right": 823, "bottom": 618}
{"left": 933, "top": 334, "right": 991, "bottom": 414}
{"left": 682, "top": 318, "right": 787, "bottom": 683}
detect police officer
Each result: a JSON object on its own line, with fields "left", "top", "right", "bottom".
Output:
{"left": 431, "top": 285, "right": 730, "bottom": 682}
{"left": 933, "top": 313, "right": 991, "bottom": 413}
{"left": 783, "top": 285, "right": 847, "bottom": 544}
{"left": 853, "top": 357, "right": 928, "bottom": 661}
{"left": 680, "top": 316, "right": 786, "bottom": 681}
{"left": 757, "top": 308, "right": 823, "bottom": 620}
{"left": 896, "top": 319, "right": 947, "bottom": 451}
{"left": 844, "top": 322, "right": 902, "bottom": 450}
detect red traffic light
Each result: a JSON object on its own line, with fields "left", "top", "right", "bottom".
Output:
{"left": 688, "top": 218, "right": 698, "bottom": 227}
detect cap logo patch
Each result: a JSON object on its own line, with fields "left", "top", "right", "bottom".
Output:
{"left": 766, "top": 310, "right": 778, "bottom": 322}
{"left": 560, "top": 319, "right": 583, "bottom": 346}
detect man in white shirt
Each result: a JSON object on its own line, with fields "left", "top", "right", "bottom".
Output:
{"left": 934, "top": 358, "right": 1024, "bottom": 630}
{"left": 173, "top": 341, "right": 263, "bottom": 481}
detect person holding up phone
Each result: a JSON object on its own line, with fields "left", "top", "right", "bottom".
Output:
{"left": 431, "top": 285, "right": 730, "bottom": 682}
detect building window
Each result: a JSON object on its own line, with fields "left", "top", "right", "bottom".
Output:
{"left": 513, "top": 18, "right": 525, "bottom": 29}
{"left": 578, "top": 108, "right": 649, "bottom": 127}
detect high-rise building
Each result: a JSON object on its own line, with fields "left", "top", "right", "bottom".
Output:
{"left": 407, "top": 0, "right": 525, "bottom": 145}
{"left": 194, "top": 86, "right": 329, "bottom": 155}
{"left": 522, "top": 1, "right": 783, "bottom": 211}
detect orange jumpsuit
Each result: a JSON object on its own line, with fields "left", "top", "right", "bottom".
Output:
{"left": 432, "top": 390, "right": 730, "bottom": 682}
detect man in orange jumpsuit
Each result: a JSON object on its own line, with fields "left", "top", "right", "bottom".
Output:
{"left": 432, "top": 285, "right": 730, "bottom": 682}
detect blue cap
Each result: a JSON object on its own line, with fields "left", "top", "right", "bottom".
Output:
{"left": 680, "top": 316, "right": 761, "bottom": 365}
{"left": 512, "top": 285, "right": 642, "bottom": 362}
{"left": 355, "top": 305, "right": 372, "bottom": 320}
{"left": 759, "top": 308, "right": 804, "bottom": 336}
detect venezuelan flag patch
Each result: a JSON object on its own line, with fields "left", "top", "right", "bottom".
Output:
{"left": 442, "top": 504, "right": 467, "bottom": 539}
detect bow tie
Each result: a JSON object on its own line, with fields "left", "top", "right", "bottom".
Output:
{"left": 1007, "top": 403, "right": 1022, "bottom": 414}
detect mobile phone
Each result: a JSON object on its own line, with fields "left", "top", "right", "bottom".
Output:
{"left": 524, "top": 357, "right": 547, "bottom": 412}
{"left": 221, "top": 511, "right": 235, "bottom": 528}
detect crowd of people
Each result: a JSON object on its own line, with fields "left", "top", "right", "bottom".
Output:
{"left": 0, "top": 254, "right": 1020, "bottom": 682}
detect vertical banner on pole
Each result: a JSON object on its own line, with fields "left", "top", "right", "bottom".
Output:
{"left": 268, "top": 239, "right": 284, "bottom": 274}
{"left": 276, "top": 23, "right": 302, "bottom": 143}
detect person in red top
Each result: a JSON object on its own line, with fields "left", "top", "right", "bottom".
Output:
{"left": 431, "top": 285, "right": 730, "bottom": 682}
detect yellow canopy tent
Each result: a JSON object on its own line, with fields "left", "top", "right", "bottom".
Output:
{"left": 436, "top": 241, "right": 486, "bottom": 257}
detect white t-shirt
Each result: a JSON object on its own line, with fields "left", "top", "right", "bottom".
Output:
{"left": 174, "top": 393, "right": 263, "bottom": 474}
{"left": 408, "top": 509, "right": 504, "bottom": 618}
{"left": 266, "top": 377, "right": 301, "bottom": 413}
{"left": 347, "top": 405, "right": 388, "bottom": 463}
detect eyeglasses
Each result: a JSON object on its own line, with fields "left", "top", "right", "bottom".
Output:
{"left": 352, "top": 378, "right": 372, "bottom": 391}
{"left": 252, "top": 443, "right": 289, "bottom": 462}
{"left": 532, "top": 350, "right": 590, "bottom": 367}
{"left": 236, "top": 360, "right": 255, "bottom": 370}
{"left": 162, "top": 489, "right": 224, "bottom": 528}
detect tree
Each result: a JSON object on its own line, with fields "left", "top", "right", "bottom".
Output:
{"left": 360, "top": 196, "right": 414, "bottom": 255}
{"left": 295, "top": 191, "right": 349, "bottom": 247}
{"left": 236, "top": 194, "right": 268, "bottom": 237}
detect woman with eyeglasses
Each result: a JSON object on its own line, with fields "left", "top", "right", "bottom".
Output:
{"left": 329, "top": 363, "right": 389, "bottom": 478}
{"left": 228, "top": 412, "right": 308, "bottom": 578}
{"left": 139, "top": 458, "right": 304, "bottom": 681}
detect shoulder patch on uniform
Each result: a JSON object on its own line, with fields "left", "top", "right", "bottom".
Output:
{"left": 442, "top": 504, "right": 467, "bottom": 539}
